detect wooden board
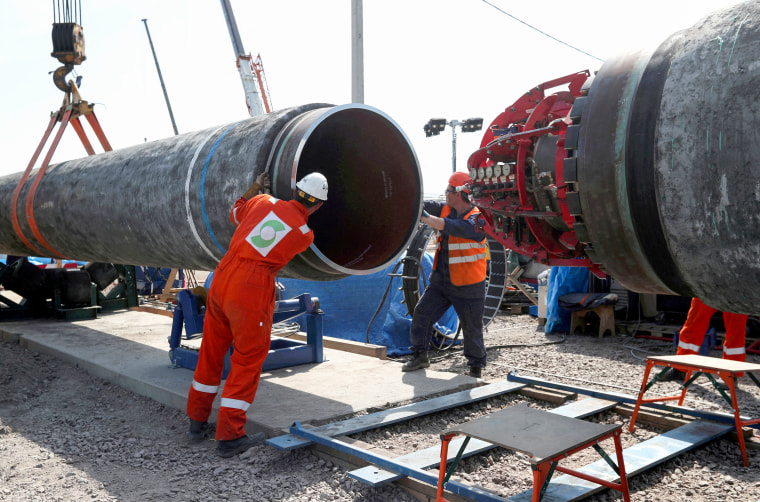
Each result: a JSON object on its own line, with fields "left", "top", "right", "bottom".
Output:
{"left": 649, "top": 354, "right": 760, "bottom": 374}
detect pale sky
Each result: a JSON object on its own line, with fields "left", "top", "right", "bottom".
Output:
{"left": 0, "top": 0, "right": 742, "bottom": 196}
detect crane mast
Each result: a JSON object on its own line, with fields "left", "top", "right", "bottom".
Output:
{"left": 219, "top": 0, "right": 271, "bottom": 116}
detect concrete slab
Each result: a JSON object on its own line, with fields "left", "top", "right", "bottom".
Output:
{"left": 0, "top": 309, "right": 477, "bottom": 436}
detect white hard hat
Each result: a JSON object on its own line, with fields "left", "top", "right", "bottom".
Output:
{"left": 296, "top": 172, "right": 328, "bottom": 202}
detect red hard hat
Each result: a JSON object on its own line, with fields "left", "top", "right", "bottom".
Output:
{"left": 448, "top": 171, "right": 471, "bottom": 192}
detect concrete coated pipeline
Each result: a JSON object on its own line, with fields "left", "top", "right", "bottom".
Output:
{"left": 0, "top": 103, "right": 423, "bottom": 280}
{"left": 576, "top": 2, "right": 760, "bottom": 313}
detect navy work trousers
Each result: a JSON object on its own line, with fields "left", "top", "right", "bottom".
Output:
{"left": 409, "top": 280, "right": 487, "bottom": 368}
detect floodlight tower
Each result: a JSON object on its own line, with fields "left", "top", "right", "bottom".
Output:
{"left": 424, "top": 117, "right": 483, "bottom": 172}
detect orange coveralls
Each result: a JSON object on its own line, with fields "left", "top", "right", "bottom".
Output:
{"left": 186, "top": 194, "right": 314, "bottom": 440}
{"left": 676, "top": 297, "right": 748, "bottom": 363}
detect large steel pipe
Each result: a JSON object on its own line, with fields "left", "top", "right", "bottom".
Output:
{"left": 0, "top": 103, "right": 423, "bottom": 280}
{"left": 576, "top": 1, "right": 760, "bottom": 312}
{"left": 468, "top": 2, "right": 760, "bottom": 313}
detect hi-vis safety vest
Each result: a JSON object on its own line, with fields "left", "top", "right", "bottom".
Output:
{"left": 433, "top": 205, "right": 487, "bottom": 286}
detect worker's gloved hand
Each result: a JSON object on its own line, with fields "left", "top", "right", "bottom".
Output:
{"left": 256, "top": 172, "right": 271, "bottom": 191}
{"left": 421, "top": 210, "right": 430, "bottom": 219}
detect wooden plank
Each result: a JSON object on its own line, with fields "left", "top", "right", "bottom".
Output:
{"left": 131, "top": 306, "right": 174, "bottom": 318}
{"left": 288, "top": 332, "right": 387, "bottom": 359}
{"left": 507, "top": 274, "right": 538, "bottom": 306}
{"left": 648, "top": 354, "right": 760, "bottom": 374}
{"left": 157, "top": 269, "right": 179, "bottom": 301}
{"left": 266, "top": 380, "right": 526, "bottom": 451}
{"left": 507, "top": 420, "right": 734, "bottom": 502}
{"left": 505, "top": 266, "right": 538, "bottom": 306}
{"left": 519, "top": 386, "right": 577, "bottom": 405}
{"left": 349, "top": 398, "right": 618, "bottom": 487}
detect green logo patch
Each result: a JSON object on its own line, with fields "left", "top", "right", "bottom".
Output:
{"left": 246, "top": 211, "right": 292, "bottom": 257}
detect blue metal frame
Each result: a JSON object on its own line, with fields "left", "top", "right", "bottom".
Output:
{"left": 506, "top": 371, "right": 759, "bottom": 428}
{"left": 289, "top": 421, "right": 509, "bottom": 502}
{"left": 267, "top": 380, "right": 526, "bottom": 451}
{"left": 269, "top": 376, "right": 742, "bottom": 501}
{"left": 168, "top": 291, "right": 324, "bottom": 376}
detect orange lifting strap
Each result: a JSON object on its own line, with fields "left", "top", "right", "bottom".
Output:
{"left": 10, "top": 80, "right": 112, "bottom": 259}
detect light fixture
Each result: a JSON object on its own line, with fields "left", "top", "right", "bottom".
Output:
{"left": 460, "top": 118, "right": 483, "bottom": 133}
{"left": 425, "top": 117, "right": 484, "bottom": 172}
{"left": 424, "top": 118, "right": 447, "bottom": 137}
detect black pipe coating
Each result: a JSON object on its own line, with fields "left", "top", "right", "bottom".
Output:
{"left": 576, "top": 2, "right": 760, "bottom": 313}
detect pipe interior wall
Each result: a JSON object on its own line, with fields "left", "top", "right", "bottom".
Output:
{"left": 268, "top": 105, "right": 423, "bottom": 280}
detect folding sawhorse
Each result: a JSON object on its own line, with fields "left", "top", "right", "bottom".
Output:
{"left": 436, "top": 402, "right": 630, "bottom": 502}
{"left": 629, "top": 354, "right": 760, "bottom": 466}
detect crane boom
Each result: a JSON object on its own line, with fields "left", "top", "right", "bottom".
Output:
{"left": 219, "top": 0, "right": 264, "bottom": 117}
{"left": 252, "top": 54, "right": 272, "bottom": 114}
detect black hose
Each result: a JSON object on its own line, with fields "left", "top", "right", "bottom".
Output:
{"left": 364, "top": 260, "right": 404, "bottom": 343}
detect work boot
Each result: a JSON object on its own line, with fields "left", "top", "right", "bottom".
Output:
{"left": 187, "top": 419, "right": 211, "bottom": 441}
{"left": 402, "top": 351, "right": 430, "bottom": 372}
{"left": 216, "top": 432, "right": 266, "bottom": 458}
{"left": 468, "top": 366, "right": 482, "bottom": 379}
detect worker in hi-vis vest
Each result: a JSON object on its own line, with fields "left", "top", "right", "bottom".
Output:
{"left": 186, "top": 172, "right": 328, "bottom": 458}
{"left": 403, "top": 171, "right": 488, "bottom": 379}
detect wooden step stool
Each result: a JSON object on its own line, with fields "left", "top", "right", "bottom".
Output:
{"left": 570, "top": 304, "right": 615, "bottom": 338}
{"left": 436, "top": 402, "right": 630, "bottom": 502}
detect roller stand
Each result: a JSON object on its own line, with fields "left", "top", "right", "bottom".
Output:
{"left": 168, "top": 291, "right": 324, "bottom": 377}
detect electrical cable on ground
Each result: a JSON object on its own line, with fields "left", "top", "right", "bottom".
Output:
{"left": 430, "top": 326, "right": 461, "bottom": 351}
{"left": 623, "top": 342, "right": 673, "bottom": 361}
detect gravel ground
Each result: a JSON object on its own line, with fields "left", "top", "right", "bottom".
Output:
{"left": 2, "top": 310, "right": 760, "bottom": 501}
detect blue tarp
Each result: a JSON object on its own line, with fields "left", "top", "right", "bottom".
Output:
{"left": 204, "top": 254, "right": 458, "bottom": 357}
{"left": 278, "top": 253, "right": 457, "bottom": 357}
{"left": 545, "top": 266, "right": 589, "bottom": 333}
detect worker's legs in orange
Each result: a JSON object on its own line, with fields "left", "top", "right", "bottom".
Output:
{"left": 186, "top": 273, "right": 233, "bottom": 424}
{"left": 215, "top": 265, "right": 276, "bottom": 441}
{"left": 722, "top": 311, "right": 748, "bottom": 363}
{"left": 676, "top": 298, "right": 717, "bottom": 355}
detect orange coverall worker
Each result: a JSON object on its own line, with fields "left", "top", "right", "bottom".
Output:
{"left": 676, "top": 297, "right": 748, "bottom": 363}
{"left": 186, "top": 194, "right": 314, "bottom": 440}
